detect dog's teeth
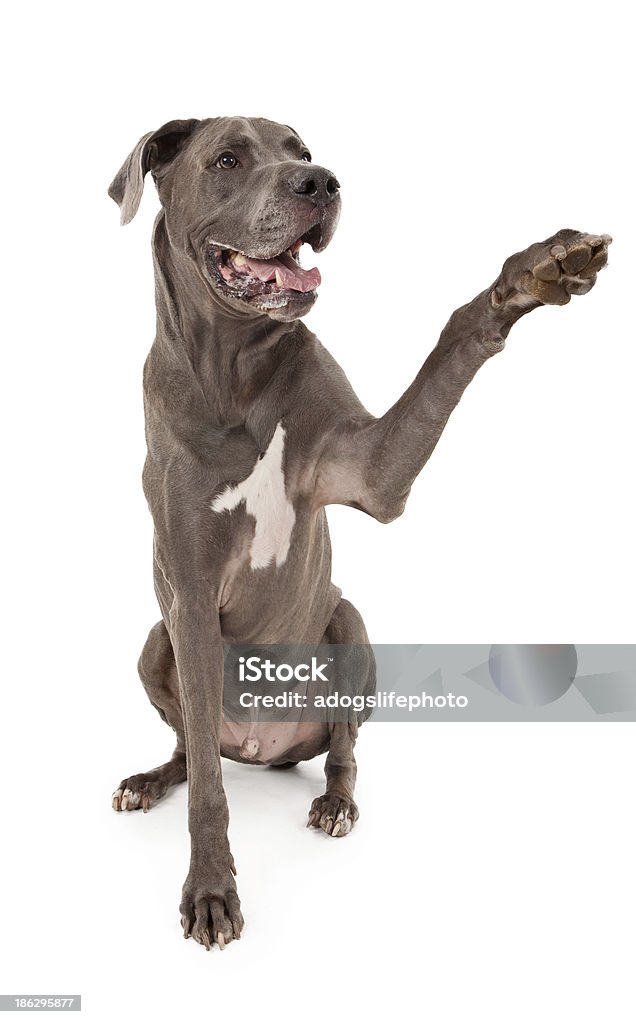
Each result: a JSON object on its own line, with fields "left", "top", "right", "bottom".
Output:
{"left": 275, "top": 270, "right": 284, "bottom": 287}
{"left": 233, "top": 252, "right": 247, "bottom": 267}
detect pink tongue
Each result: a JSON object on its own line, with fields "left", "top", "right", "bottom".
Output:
{"left": 242, "top": 250, "right": 321, "bottom": 293}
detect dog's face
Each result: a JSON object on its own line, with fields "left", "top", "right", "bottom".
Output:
{"left": 109, "top": 117, "right": 341, "bottom": 322}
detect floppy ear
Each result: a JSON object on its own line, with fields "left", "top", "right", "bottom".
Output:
{"left": 108, "top": 119, "right": 200, "bottom": 225}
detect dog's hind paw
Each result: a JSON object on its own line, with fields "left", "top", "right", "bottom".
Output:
{"left": 307, "top": 794, "right": 359, "bottom": 837}
{"left": 112, "top": 758, "right": 186, "bottom": 812}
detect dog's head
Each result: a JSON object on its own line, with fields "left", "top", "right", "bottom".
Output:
{"left": 108, "top": 117, "right": 340, "bottom": 322}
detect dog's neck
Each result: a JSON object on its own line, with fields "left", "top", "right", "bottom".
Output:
{"left": 149, "top": 213, "right": 299, "bottom": 430}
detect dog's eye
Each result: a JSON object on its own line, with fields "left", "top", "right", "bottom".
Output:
{"left": 216, "top": 152, "right": 238, "bottom": 169}
{"left": 300, "top": 152, "right": 312, "bottom": 163}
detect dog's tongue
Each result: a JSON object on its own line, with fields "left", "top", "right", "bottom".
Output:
{"left": 243, "top": 250, "right": 321, "bottom": 293}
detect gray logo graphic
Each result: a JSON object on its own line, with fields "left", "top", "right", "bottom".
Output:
{"left": 488, "top": 645, "right": 578, "bottom": 705}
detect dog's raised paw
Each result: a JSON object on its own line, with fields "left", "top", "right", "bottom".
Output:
{"left": 491, "top": 229, "right": 612, "bottom": 311}
{"left": 307, "top": 794, "right": 359, "bottom": 837}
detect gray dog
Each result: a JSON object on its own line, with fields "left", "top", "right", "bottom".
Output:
{"left": 108, "top": 116, "right": 610, "bottom": 951}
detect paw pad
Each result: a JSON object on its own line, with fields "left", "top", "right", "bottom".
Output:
{"left": 528, "top": 232, "right": 611, "bottom": 305}
{"left": 494, "top": 230, "right": 611, "bottom": 311}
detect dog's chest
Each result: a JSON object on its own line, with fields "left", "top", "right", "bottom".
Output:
{"left": 211, "top": 422, "right": 296, "bottom": 570}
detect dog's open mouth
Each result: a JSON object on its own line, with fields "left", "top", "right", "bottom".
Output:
{"left": 206, "top": 226, "right": 323, "bottom": 308}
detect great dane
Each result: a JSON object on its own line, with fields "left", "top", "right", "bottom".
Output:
{"left": 108, "top": 116, "right": 610, "bottom": 950}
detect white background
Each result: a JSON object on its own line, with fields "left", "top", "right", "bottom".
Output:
{"left": 2, "top": 1, "right": 635, "bottom": 1021}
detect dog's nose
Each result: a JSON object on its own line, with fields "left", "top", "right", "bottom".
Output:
{"left": 288, "top": 166, "right": 340, "bottom": 207}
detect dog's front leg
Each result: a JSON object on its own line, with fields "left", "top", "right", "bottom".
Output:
{"left": 170, "top": 592, "right": 243, "bottom": 951}
{"left": 316, "top": 229, "right": 610, "bottom": 520}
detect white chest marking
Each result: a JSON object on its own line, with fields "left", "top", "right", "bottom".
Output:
{"left": 211, "top": 422, "right": 296, "bottom": 570}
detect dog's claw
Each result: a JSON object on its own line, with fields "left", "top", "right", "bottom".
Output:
{"left": 112, "top": 789, "right": 123, "bottom": 811}
{"left": 332, "top": 821, "right": 341, "bottom": 837}
{"left": 120, "top": 787, "right": 140, "bottom": 811}
{"left": 217, "top": 931, "right": 225, "bottom": 950}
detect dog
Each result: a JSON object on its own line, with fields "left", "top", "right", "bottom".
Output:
{"left": 108, "top": 115, "right": 610, "bottom": 950}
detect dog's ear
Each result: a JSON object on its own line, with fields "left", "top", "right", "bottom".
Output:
{"left": 108, "top": 119, "right": 200, "bottom": 225}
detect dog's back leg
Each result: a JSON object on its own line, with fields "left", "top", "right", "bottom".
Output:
{"left": 306, "top": 598, "right": 376, "bottom": 837}
{"left": 112, "top": 621, "right": 187, "bottom": 812}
